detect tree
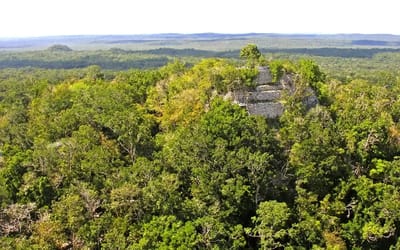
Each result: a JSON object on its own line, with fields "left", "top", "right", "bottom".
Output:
{"left": 250, "top": 200, "right": 291, "bottom": 249}
{"left": 158, "top": 98, "right": 285, "bottom": 248}
{"left": 131, "top": 216, "right": 199, "bottom": 249}
{"left": 0, "top": 203, "right": 36, "bottom": 237}
{"left": 240, "top": 44, "right": 261, "bottom": 67}
{"left": 51, "top": 193, "right": 87, "bottom": 249}
{"left": 31, "top": 214, "right": 67, "bottom": 250}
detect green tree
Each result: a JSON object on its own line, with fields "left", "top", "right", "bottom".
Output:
{"left": 240, "top": 44, "right": 262, "bottom": 67}
{"left": 131, "top": 215, "right": 199, "bottom": 249}
{"left": 251, "top": 200, "right": 291, "bottom": 249}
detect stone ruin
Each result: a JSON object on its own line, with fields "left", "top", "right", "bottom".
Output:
{"left": 226, "top": 66, "right": 318, "bottom": 118}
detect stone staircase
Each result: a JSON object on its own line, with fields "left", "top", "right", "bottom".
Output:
{"left": 228, "top": 66, "right": 318, "bottom": 119}
{"left": 242, "top": 66, "right": 285, "bottom": 118}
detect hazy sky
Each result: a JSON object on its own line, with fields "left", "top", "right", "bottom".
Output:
{"left": 1, "top": 0, "right": 398, "bottom": 37}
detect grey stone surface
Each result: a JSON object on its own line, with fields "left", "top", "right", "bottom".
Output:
{"left": 304, "top": 91, "right": 319, "bottom": 109}
{"left": 247, "top": 90, "right": 281, "bottom": 102}
{"left": 255, "top": 84, "right": 283, "bottom": 92}
{"left": 280, "top": 73, "right": 295, "bottom": 91}
{"left": 247, "top": 102, "right": 284, "bottom": 118}
{"left": 255, "top": 66, "right": 273, "bottom": 85}
{"left": 231, "top": 90, "right": 247, "bottom": 104}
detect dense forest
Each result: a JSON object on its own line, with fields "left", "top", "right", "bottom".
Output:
{"left": 1, "top": 44, "right": 400, "bottom": 83}
{"left": 1, "top": 44, "right": 400, "bottom": 249}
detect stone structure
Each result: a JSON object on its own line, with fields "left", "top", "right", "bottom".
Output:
{"left": 227, "top": 66, "right": 317, "bottom": 118}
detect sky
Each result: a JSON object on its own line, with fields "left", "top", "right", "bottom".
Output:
{"left": 0, "top": 0, "right": 399, "bottom": 38}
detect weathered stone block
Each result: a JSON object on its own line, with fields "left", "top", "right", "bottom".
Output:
{"left": 304, "top": 91, "right": 319, "bottom": 109}
{"left": 255, "top": 84, "right": 283, "bottom": 92}
{"left": 247, "top": 102, "right": 284, "bottom": 118}
{"left": 247, "top": 90, "right": 281, "bottom": 102}
{"left": 256, "top": 66, "right": 273, "bottom": 85}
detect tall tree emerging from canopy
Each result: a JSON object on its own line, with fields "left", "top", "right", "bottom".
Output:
{"left": 240, "top": 44, "right": 261, "bottom": 67}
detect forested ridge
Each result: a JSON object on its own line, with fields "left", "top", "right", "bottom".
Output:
{"left": 1, "top": 45, "right": 400, "bottom": 249}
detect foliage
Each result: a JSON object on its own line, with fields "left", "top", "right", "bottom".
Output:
{"left": 1, "top": 46, "right": 400, "bottom": 249}
{"left": 240, "top": 44, "right": 262, "bottom": 67}
{"left": 251, "top": 200, "right": 291, "bottom": 249}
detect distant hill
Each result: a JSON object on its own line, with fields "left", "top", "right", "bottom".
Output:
{"left": 46, "top": 44, "right": 73, "bottom": 52}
